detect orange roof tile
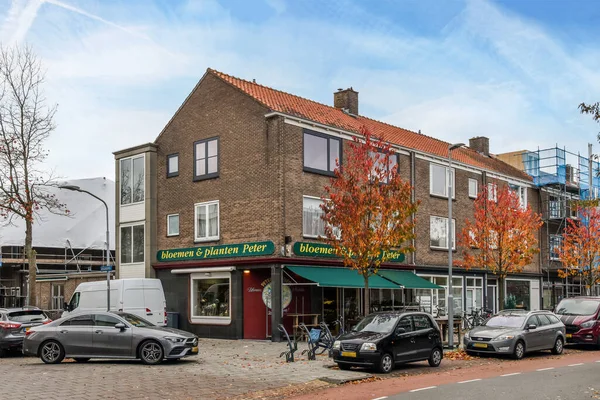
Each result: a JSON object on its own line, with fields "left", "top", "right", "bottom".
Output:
{"left": 208, "top": 69, "right": 532, "bottom": 181}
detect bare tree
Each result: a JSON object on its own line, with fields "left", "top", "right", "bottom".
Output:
{"left": 0, "top": 45, "right": 66, "bottom": 306}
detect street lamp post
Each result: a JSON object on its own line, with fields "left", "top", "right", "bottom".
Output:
{"left": 447, "top": 143, "right": 464, "bottom": 349}
{"left": 59, "top": 184, "right": 111, "bottom": 311}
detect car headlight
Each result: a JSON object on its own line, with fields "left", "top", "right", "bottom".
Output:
{"left": 360, "top": 342, "right": 377, "bottom": 351}
{"left": 464, "top": 331, "right": 470, "bottom": 339}
{"left": 581, "top": 320, "right": 596, "bottom": 329}
{"left": 333, "top": 341, "right": 341, "bottom": 350}
{"left": 492, "top": 335, "right": 515, "bottom": 342}
{"left": 164, "top": 336, "right": 185, "bottom": 343}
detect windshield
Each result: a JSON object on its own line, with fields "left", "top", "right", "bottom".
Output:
{"left": 555, "top": 299, "right": 600, "bottom": 316}
{"left": 352, "top": 314, "right": 399, "bottom": 333}
{"left": 8, "top": 310, "right": 46, "bottom": 323}
{"left": 117, "top": 313, "right": 155, "bottom": 327}
{"left": 485, "top": 315, "right": 526, "bottom": 329}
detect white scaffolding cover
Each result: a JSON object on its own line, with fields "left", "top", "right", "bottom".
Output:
{"left": 0, "top": 177, "right": 115, "bottom": 250}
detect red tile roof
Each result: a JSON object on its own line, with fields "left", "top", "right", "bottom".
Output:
{"left": 208, "top": 69, "right": 532, "bottom": 181}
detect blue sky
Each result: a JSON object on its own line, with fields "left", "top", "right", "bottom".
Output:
{"left": 1, "top": 0, "right": 599, "bottom": 179}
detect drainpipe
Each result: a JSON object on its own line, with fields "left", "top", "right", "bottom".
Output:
{"left": 410, "top": 151, "right": 416, "bottom": 265}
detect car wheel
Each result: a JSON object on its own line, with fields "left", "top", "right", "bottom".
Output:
{"left": 428, "top": 347, "right": 442, "bottom": 367}
{"left": 551, "top": 337, "right": 564, "bottom": 355}
{"left": 0, "top": 348, "right": 6, "bottom": 358}
{"left": 378, "top": 353, "right": 394, "bottom": 374}
{"left": 139, "top": 340, "right": 164, "bottom": 365}
{"left": 40, "top": 340, "right": 65, "bottom": 364}
{"left": 337, "top": 363, "right": 351, "bottom": 370}
{"left": 512, "top": 341, "right": 525, "bottom": 360}
{"left": 73, "top": 358, "right": 90, "bottom": 363}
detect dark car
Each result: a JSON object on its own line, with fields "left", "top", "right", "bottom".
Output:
{"left": 554, "top": 297, "right": 600, "bottom": 347}
{"left": 464, "top": 309, "right": 565, "bottom": 359}
{"left": 331, "top": 312, "right": 443, "bottom": 373}
{"left": 0, "top": 307, "right": 52, "bottom": 357}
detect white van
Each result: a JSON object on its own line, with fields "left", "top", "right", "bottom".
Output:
{"left": 63, "top": 279, "right": 167, "bottom": 326}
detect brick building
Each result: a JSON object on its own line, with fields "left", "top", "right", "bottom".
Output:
{"left": 113, "top": 69, "right": 542, "bottom": 340}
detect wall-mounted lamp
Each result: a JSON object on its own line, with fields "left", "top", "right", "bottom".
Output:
{"left": 243, "top": 270, "right": 250, "bottom": 274}
{"left": 284, "top": 235, "right": 293, "bottom": 244}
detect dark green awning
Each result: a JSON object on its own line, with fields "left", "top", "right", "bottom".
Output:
{"left": 286, "top": 266, "right": 400, "bottom": 289}
{"left": 377, "top": 270, "right": 442, "bottom": 289}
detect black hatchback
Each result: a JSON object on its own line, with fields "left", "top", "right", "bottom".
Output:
{"left": 331, "top": 311, "right": 443, "bottom": 373}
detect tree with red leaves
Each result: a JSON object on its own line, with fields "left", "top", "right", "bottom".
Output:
{"left": 0, "top": 45, "right": 68, "bottom": 306}
{"left": 458, "top": 184, "right": 542, "bottom": 310}
{"left": 558, "top": 203, "right": 600, "bottom": 295}
{"left": 320, "top": 127, "right": 419, "bottom": 316}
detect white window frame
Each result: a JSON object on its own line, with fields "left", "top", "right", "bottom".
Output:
{"left": 509, "top": 184, "right": 528, "bottom": 209}
{"left": 194, "top": 200, "right": 220, "bottom": 242}
{"left": 429, "top": 216, "right": 456, "bottom": 250}
{"left": 429, "top": 163, "right": 455, "bottom": 198}
{"left": 549, "top": 234, "right": 562, "bottom": 261}
{"left": 468, "top": 178, "right": 478, "bottom": 199}
{"left": 120, "top": 223, "right": 145, "bottom": 264}
{"left": 51, "top": 284, "right": 64, "bottom": 310}
{"left": 167, "top": 214, "right": 179, "bottom": 237}
{"left": 302, "top": 195, "right": 341, "bottom": 239}
{"left": 167, "top": 153, "right": 179, "bottom": 178}
{"left": 488, "top": 182, "right": 497, "bottom": 202}
{"left": 120, "top": 155, "right": 145, "bottom": 205}
{"left": 190, "top": 271, "right": 231, "bottom": 325}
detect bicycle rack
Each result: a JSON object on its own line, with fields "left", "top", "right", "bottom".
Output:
{"left": 278, "top": 324, "right": 297, "bottom": 363}
{"left": 299, "top": 323, "right": 317, "bottom": 360}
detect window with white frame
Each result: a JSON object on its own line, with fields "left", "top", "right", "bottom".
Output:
{"left": 120, "top": 224, "right": 144, "bottom": 264}
{"left": 430, "top": 163, "right": 455, "bottom": 198}
{"left": 190, "top": 271, "right": 231, "bottom": 324}
{"left": 369, "top": 151, "right": 398, "bottom": 183}
{"left": 167, "top": 214, "right": 179, "bottom": 236}
{"left": 195, "top": 201, "right": 219, "bottom": 241}
{"left": 194, "top": 137, "right": 219, "bottom": 180}
{"left": 120, "top": 155, "right": 144, "bottom": 205}
{"left": 416, "top": 275, "right": 464, "bottom": 316}
{"left": 487, "top": 182, "right": 497, "bottom": 202}
{"left": 167, "top": 154, "right": 179, "bottom": 178}
{"left": 468, "top": 178, "right": 478, "bottom": 198}
{"left": 465, "top": 277, "right": 483, "bottom": 314}
{"left": 430, "top": 216, "right": 455, "bottom": 249}
{"left": 549, "top": 196, "right": 563, "bottom": 219}
{"left": 550, "top": 235, "right": 562, "bottom": 260}
{"left": 509, "top": 184, "right": 528, "bottom": 209}
{"left": 51, "top": 284, "right": 64, "bottom": 310}
{"left": 302, "top": 196, "right": 340, "bottom": 238}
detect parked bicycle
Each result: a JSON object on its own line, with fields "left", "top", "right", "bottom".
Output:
{"left": 462, "top": 308, "right": 493, "bottom": 330}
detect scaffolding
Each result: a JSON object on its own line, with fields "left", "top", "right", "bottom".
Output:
{"left": 515, "top": 146, "right": 600, "bottom": 306}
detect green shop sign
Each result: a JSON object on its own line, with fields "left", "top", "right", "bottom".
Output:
{"left": 157, "top": 241, "right": 275, "bottom": 262}
{"left": 293, "top": 242, "right": 405, "bottom": 263}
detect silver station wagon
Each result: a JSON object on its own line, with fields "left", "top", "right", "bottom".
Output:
{"left": 23, "top": 311, "right": 198, "bottom": 365}
{"left": 464, "top": 309, "right": 566, "bottom": 359}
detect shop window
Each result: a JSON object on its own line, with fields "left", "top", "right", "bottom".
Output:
{"left": 120, "top": 224, "right": 144, "bottom": 264}
{"left": 51, "top": 284, "right": 64, "bottom": 310}
{"left": 430, "top": 216, "right": 455, "bottom": 250}
{"left": 167, "top": 153, "right": 179, "bottom": 178}
{"left": 303, "top": 130, "right": 341, "bottom": 175}
{"left": 120, "top": 155, "right": 144, "bottom": 205}
{"left": 506, "top": 280, "right": 531, "bottom": 310}
{"left": 167, "top": 214, "right": 179, "bottom": 237}
{"left": 416, "top": 275, "right": 462, "bottom": 317}
{"left": 430, "top": 163, "right": 455, "bottom": 198}
{"left": 190, "top": 272, "right": 231, "bottom": 324}
{"left": 194, "top": 137, "right": 219, "bottom": 181}
{"left": 468, "top": 178, "right": 478, "bottom": 198}
{"left": 194, "top": 201, "right": 219, "bottom": 242}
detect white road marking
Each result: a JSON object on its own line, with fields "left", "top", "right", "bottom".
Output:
{"left": 501, "top": 372, "right": 521, "bottom": 377}
{"left": 409, "top": 386, "right": 437, "bottom": 392}
{"left": 537, "top": 367, "right": 555, "bottom": 371}
{"left": 568, "top": 363, "right": 584, "bottom": 367}
{"left": 372, "top": 397, "right": 388, "bottom": 400}
{"left": 458, "top": 379, "right": 482, "bottom": 384}
{"left": 596, "top": 360, "right": 600, "bottom": 363}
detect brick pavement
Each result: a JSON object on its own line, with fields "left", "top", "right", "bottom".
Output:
{"left": 0, "top": 339, "right": 370, "bottom": 400}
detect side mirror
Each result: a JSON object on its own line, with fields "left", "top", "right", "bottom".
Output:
{"left": 63, "top": 302, "right": 68, "bottom": 311}
{"left": 395, "top": 327, "right": 406, "bottom": 336}
{"left": 114, "top": 323, "right": 126, "bottom": 330}
{"left": 527, "top": 324, "right": 537, "bottom": 330}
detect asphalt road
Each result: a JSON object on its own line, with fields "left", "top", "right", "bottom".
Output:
{"left": 389, "top": 361, "right": 600, "bottom": 400}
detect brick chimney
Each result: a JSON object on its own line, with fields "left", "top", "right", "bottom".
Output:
{"left": 469, "top": 136, "right": 490, "bottom": 156}
{"left": 334, "top": 87, "right": 358, "bottom": 115}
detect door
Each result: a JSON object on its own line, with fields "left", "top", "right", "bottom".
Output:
{"left": 412, "top": 314, "right": 438, "bottom": 359}
{"left": 535, "top": 314, "right": 556, "bottom": 349}
{"left": 143, "top": 287, "right": 165, "bottom": 326}
{"left": 486, "top": 285, "right": 497, "bottom": 314}
{"left": 58, "top": 314, "right": 94, "bottom": 356}
{"left": 92, "top": 314, "right": 133, "bottom": 357}
{"left": 523, "top": 315, "right": 543, "bottom": 350}
{"left": 392, "top": 316, "right": 418, "bottom": 363}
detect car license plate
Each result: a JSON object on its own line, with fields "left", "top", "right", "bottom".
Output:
{"left": 191, "top": 346, "right": 198, "bottom": 354}
{"left": 473, "top": 343, "right": 487, "bottom": 348}
{"left": 566, "top": 334, "right": 572, "bottom": 339}
{"left": 341, "top": 351, "right": 356, "bottom": 358}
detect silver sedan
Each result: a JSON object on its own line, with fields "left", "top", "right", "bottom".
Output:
{"left": 23, "top": 311, "right": 198, "bottom": 365}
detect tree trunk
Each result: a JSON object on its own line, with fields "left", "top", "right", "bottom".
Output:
{"left": 498, "top": 276, "right": 505, "bottom": 311}
{"left": 364, "top": 273, "right": 370, "bottom": 317}
{"left": 25, "top": 219, "right": 37, "bottom": 307}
